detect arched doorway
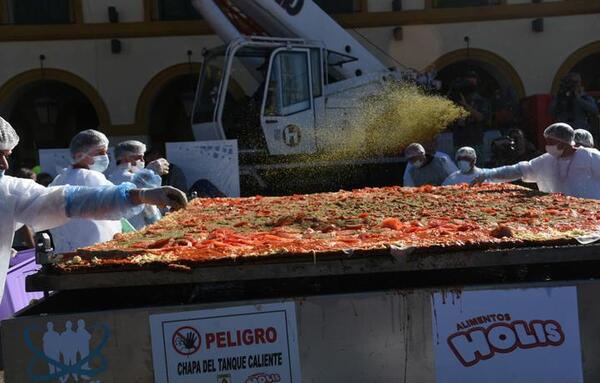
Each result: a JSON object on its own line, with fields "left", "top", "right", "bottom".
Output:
{"left": 9, "top": 81, "right": 99, "bottom": 166}
{"left": 0, "top": 69, "right": 110, "bottom": 169}
{"left": 552, "top": 42, "right": 600, "bottom": 143}
{"left": 136, "top": 63, "right": 201, "bottom": 145}
{"left": 148, "top": 74, "right": 198, "bottom": 143}
{"left": 552, "top": 41, "right": 600, "bottom": 94}
{"left": 430, "top": 49, "right": 525, "bottom": 162}
{"left": 2, "top": 84, "right": 101, "bottom": 168}
{"left": 431, "top": 49, "right": 525, "bottom": 99}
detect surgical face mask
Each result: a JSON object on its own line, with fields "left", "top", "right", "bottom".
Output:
{"left": 132, "top": 159, "right": 145, "bottom": 171}
{"left": 458, "top": 160, "right": 473, "bottom": 173}
{"left": 412, "top": 159, "right": 425, "bottom": 168}
{"left": 545, "top": 145, "right": 564, "bottom": 158}
{"left": 89, "top": 154, "right": 109, "bottom": 173}
{"left": 0, "top": 169, "right": 4, "bottom": 178}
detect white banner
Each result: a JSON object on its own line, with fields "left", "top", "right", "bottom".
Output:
{"left": 166, "top": 140, "right": 240, "bottom": 197}
{"left": 149, "top": 302, "right": 301, "bottom": 383}
{"left": 432, "top": 286, "right": 583, "bottom": 383}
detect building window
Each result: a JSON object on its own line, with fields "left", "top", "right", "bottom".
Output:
{"left": 433, "top": 0, "right": 501, "bottom": 8}
{"left": 314, "top": 0, "right": 361, "bottom": 14}
{"left": 7, "top": 0, "right": 72, "bottom": 24}
{"left": 156, "top": 0, "right": 202, "bottom": 20}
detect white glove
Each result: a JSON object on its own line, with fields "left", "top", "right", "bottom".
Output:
{"left": 139, "top": 186, "right": 187, "bottom": 210}
{"left": 147, "top": 158, "right": 170, "bottom": 176}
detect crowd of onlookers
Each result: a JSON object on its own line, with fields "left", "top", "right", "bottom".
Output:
{"left": 426, "top": 70, "right": 600, "bottom": 170}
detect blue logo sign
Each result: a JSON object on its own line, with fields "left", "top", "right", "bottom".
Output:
{"left": 24, "top": 319, "right": 110, "bottom": 382}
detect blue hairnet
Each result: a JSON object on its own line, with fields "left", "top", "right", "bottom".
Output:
{"left": 64, "top": 182, "right": 143, "bottom": 220}
{"left": 69, "top": 129, "right": 109, "bottom": 158}
{"left": 131, "top": 169, "right": 162, "bottom": 189}
{"left": 115, "top": 140, "right": 147, "bottom": 160}
{"left": 544, "top": 123, "right": 575, "bottom": 145}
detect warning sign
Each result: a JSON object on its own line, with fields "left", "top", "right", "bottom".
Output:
{"left": 149, "top": 303, "right": 301, "bottom": 383}
{"left": 172, "top": 326, "right": 201, "bottom": 356}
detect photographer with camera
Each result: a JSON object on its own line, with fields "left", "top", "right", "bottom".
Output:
{"left": 550, "top": 72, "right": 598, "bottom": 132}
{"left": 403, "top": 143, "right": 456, "bottom": 187}
{"left": 448, "top": 71, "right": 491, "bottom": 158}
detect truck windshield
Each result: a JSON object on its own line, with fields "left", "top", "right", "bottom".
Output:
{"left": 194, "top": 45, "right": 273, "bottom": 149}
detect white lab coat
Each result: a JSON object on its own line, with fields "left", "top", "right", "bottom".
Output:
{"left": 0, "top": 176, "right": 69, "bottom": 301}
{"left": 443, "top": 168, "right": 485, "bottom": 186}
{"left": 107, "top": 164, "right": 162, "bottom": 229}
{"left": 517, "top": 148, "right": 600, "bottom": 199}
{"left": 107, "top": 163, "right": 134, "bottom": 185}
{"left": 404, "top": 151, "right": 458, "bottom": 187}
{"left": 107, "top": 164, "right": 145, "bottom": 229}
{"left": 50, "top": 168, "right": 122, "bottom": 253}
{"left": 0, "top": 175, "right": 140, "bottom": 301}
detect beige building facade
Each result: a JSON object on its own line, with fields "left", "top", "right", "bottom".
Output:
{"left": 0, "top": 0, "right": 598, "bottom": 165}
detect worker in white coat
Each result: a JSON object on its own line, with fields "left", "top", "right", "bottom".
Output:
{"left": 403, "top": 140, "right": 457, "bottom": 187}
{"left": 108, "top": 140, "right": 169, "bottom": 229}
{"left": 443, "top": 147, "right": 485, "bottom": 186}
{"left": 0, "top": 117, "right": 187, "bottom": 300}
{"left": 50, "top": 129, "right": 121, "bottom": 253}
{"left": 404, "top": 143, "right": 456, "bottom": 187}
{"left": 107, "top": 140, "right": 169, "bottom": 185}
{"left": 474, "top": 123, "right": 600, "bottom": 199}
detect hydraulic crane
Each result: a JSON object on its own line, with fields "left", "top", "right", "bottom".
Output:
{"left": 191, "top": 0, "right": 404, "bottom": 194}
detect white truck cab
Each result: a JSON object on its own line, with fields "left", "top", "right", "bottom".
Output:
{"left": 191, "top": 0, "right": 402, "bottom": 194}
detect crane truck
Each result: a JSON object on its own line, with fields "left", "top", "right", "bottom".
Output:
{"left": 190, "top": 0, "right": 406, "bottom": 194}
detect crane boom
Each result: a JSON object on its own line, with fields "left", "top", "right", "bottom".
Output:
{"left": 192, "top": 0, "right": 387, "bottom": 79}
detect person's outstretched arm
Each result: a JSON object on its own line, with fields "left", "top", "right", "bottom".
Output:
{"left": 12, "top": 179, "right": 186, "bottom": 232}
{"left": 472, "top": 162, "right": 529, "bottom": 184}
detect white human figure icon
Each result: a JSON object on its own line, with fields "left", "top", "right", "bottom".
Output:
{"left": 42, "top": 322, "right": 61, "bottom": 376}
{"left": 75, "top": 319, "right": 92, "bottom": 379}
{"left": 60, "top": 321, "right": 79, "bottom": 382}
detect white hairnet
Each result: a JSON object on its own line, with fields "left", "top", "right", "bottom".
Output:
{"left": 69, "top": 129, "right": 109, "bottom": 158}
{"left": 543, "top": 123, "right": 575, "bottom": 146}
{"left": 0, "top": 117, "right": 19, "bottom": 150}
{"left": 574, "top": 129, "right": 594, "bottom": 148}
{"left": 405, "top": 143, "right": 426, "bottom": 159}
{"left": 455, "top": 146, "right": 477, "bottom": 161}
{"left": 115, "top": 140, "right": 147, "bottom": 159}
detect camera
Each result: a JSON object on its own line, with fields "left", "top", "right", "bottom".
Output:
{"left": 491, "top": 136, "right": 517, "bottom": 164}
